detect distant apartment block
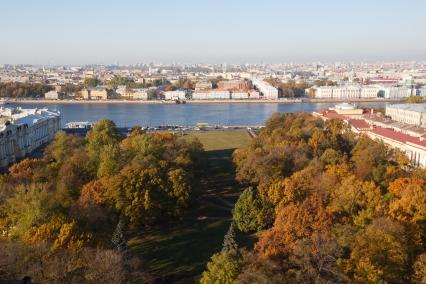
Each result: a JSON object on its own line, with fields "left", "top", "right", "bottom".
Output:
{"left": 0, "top": 107, "right": 61, "bottom": 167}
{"left": 81, "top": 87, "right": 109, "bottom": 100}
{"left": 385, "top": 104, "right": 426, "bottom": 127}
{"left": 251, "top": 80, "right": 279, "bottom": 99}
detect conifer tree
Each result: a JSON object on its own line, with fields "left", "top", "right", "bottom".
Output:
{"left": 111, "top": 219, "right": 127, "bottom": 251}
{"left": 222, "top": 223, "right": 238, "bottom": 253}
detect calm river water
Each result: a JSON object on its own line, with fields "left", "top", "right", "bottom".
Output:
{"left": 12, "top": 102, "right": 388, "bottom": 127}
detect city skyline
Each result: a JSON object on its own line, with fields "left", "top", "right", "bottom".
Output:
{"left": 1, "top": 0, "right": 426, "bottom": 65}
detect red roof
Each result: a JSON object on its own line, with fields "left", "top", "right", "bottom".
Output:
{"left": 371, "top": 127, "right": 426, "bottom": 148}
{"left": 348, "top": 119, "right": 370, "bottom": 130}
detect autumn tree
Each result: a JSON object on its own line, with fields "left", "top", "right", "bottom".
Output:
{"left": 349, "top": 217, "right": 410, "bottom": 284}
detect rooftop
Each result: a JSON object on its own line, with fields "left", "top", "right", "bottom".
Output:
{"left": 387, "top": 103, "right": 426, "bottom": 112}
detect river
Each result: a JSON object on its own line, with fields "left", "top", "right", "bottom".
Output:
{"left": 12, "top": 102, "right": 389, "bottom": 127}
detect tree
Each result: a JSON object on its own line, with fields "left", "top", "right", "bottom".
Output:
{"left": 200, "top": 251, "right": 241, "bottom": 284}
{"left": 412, "top": 253, "right": 426, "bottom": 284}
{"left": 97, "top": 144, "right": 121, "bottom": 178}
{"left": 349, "top": 217, "right": 410, "bottom": 284}
{"left": 4, "top": 184, "right": 53, "bottom": 238}
{"left": 86, "top": 119, "right": 120, "bottom": 171}
{"left": 111, "top": 219, "right": 127, "bottom": 252}
{"left": 256, "top": 197, "right": 332, "bottom": 258}
{"left": 233, "top": 188, "right": 266, "bottom": 233}
{"left": 84, "top": 77, "right": 101, "bottom": 88}
{"left": 407, "top": 95, "right": 424, "bottom": 104}
{"left": 222, "top": 223, "right": 238, "bottom": 253}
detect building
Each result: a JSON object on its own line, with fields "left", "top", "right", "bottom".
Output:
{"left": 218, "top": 80, "right": 248, "bottom": 91}
{"left": 192, "top": 90, "right": 231, "bottom": 100}
{"left": 195, "top": 81, "right": 213, "bottom": 91}
{"left": 231, "top": 92, "right": 249, "bottom": 99}
{"left": 81, "top": 87, "right": 109, "bottom": 100}
{"left": 385, "top": 103, "right": 426, "bottom": 127}
{"left": 252, "top": 80, "right": 279, "bottom": 99}
{"left": 248, "top": 90, "right": 260, "bottom": 99}
{"left": 44, "top": 90, "right": 62, "bottom": 100}
{"left": 381, "top": 86, "right": 413, "bottom": 99}
{"left": 367, "top": 127, "right": 426, "bottom": 168}
{"left": 164, "top": 90, "right": 186, "bottom": 100}
{"left": 0, "top": 107, "right": 61, "bottom": 167}
{"left": 131, "top": 88, "right": 149, "bottom": 100}
{"left": 116, "top": 85, "right": 128, "bottom": 97}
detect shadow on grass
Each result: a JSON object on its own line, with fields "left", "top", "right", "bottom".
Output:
{"left": 128, "top": 148, "right": 250, "bottom": 283}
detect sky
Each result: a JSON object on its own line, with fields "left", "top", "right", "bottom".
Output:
{"left": 1, "top": 0, "right": 425, "bottom": 65}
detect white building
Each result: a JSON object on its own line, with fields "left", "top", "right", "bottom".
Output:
{"left": 192, "top": 90, "right": 231, "bottom": 100}
{"left": 312, "top": 85, "right": 414, "bottom": 99}
{"left": 0, "top": 107, "right": 61, "bottom": 167}
{"left": 381, "top": 86, "right": 413, "bottom": 99}
{"left": 252, "top": 80, "right": 279, "bottom": 99}
{"left": 131, "top": 88, "right": 149, "bottom": 100}
{"left": 231, "top": 92, "right": 249, "bottom": 99}
{"left": 44, "top": 90, "right": 61, "bottom": 100}
{"left": 385, "top": 103, "right": 426, "bottom": 127}
{"left": 164, "top": 90, "right": 186, "bottom": 101}
{"left": 116, "top": 85, "right": 128, "bottom": 97}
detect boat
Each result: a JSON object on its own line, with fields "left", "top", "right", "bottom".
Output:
{"left": 64, "top": 121, "right": 94, "bottom": 129}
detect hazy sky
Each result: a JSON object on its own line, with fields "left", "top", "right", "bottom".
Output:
{"left": 1, "top": 0, "right": 425, "bottom": 65}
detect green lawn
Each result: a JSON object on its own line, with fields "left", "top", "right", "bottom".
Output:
{"left": 128, "top": 130, "right": 253, "bottom": 283}
{"left": 181, "top": 130, "right": 252, "bottom": 151}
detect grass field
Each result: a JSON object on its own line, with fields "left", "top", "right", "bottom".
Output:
{"left": 128, "top": 130, "right": 253, "bottom": 283}
{"left": 181, "top": 130, "right": 252, "bottom": 151}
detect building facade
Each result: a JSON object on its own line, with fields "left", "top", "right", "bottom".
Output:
{"left": 44, "top": 90, "right": 62, "bottom": 100}
{"left": 218, "top": 80, "right": 248, "bottom": 91}
{"left": 81, "top": 87, "right": 109, "bottom": 100}
{"left": 252, "top": 80, "right": 279, "bottom": 99}
{"left": 385, "top": 104, "right": 426, "bottom": 127}
{"left": 192, "top": 90, "right": 231, "bottom": 100}
{"left": 164, "top": 90, "right": 186, "bottom": 100}
{"left": 0, "top": 107, "right": 61, "bottom": 167}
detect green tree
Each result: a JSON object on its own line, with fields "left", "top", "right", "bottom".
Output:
{"left": 97, "top": 143, "right": 121, "bottom": 178}
{"left": 5, "top": 184, "right": 53, "bottom": 238}
{"left": 200, "top": 251, "right": 241, "bottom": 284}
{"left": 84, "top": 77, "right": 101, "bottom": 88}
{"left": 232, "top": 188, "right": 265, "bottom": 233}
{"left": 86, "top": 119, "right": 120, "bottom": 171}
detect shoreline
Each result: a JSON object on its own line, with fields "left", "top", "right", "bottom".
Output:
{"left": 5, "top": 98, "right": 405, "bottom": 105}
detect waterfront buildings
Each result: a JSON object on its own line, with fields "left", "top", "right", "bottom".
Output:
{"left": 195, "top": 81, "right": 213, "bottom": 91}
{"left": 81, "top": 87, "right": 109, "bottom": 100}
{"left": 385, "top": 104, "right": 426, "bottom": 127}
{"left": 314, "top": 103, "right": 426, "bottom": 168}
{"left": 44, "top": 90, "right": 62, "bottom": 100}
{"left": 164, "top": 90, "right": 186, "bottom": 101}
{"left": 192, "top": 90, "right": 231, "bottom": 100}
{"left": 251, "top": 80, "right": 279, "bottom": 99}
{"left": 131, "top": 88, "right": 149, "bottom": 100}
{"left": 312, "top": 85, "right": 413, "bottom": 99}
{"left": 0, "top": 107, "right": 61, "bottom": 167}
{"left": 217, "top": 80, "right": 248, "bottom": 91}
